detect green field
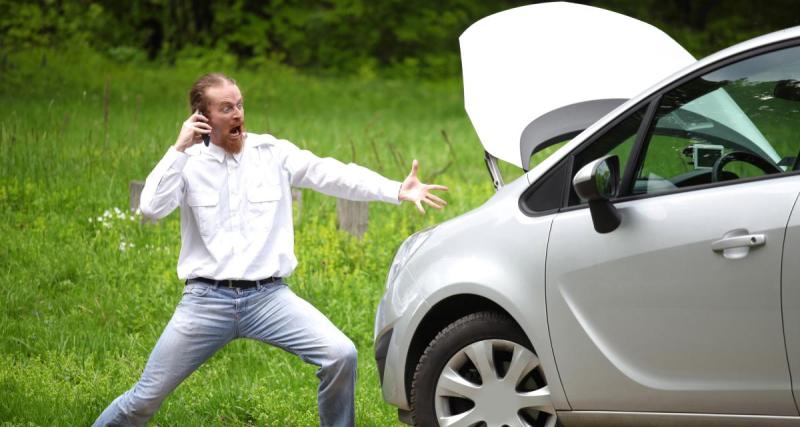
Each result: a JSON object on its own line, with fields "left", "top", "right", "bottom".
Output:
{"left": 0, "top": 47, "right": 505, "bottom": 426}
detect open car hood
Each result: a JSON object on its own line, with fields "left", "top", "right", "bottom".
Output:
{"left": 460, "top": 2, "right": 695, "bottom": 169}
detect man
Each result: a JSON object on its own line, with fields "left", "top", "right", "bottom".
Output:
{"left": 94, "top": 73, "right": 447, "bottom": 426}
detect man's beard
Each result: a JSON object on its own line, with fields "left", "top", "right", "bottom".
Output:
{"left": 217, "top": 126, "right": 245, "bottom": 154}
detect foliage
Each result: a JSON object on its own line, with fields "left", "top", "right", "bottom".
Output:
{"left": 3, "top": 0, "right": 799, "bottom": 78}
{"left": 0, "top": 0, "right": 105, "bottom": 50}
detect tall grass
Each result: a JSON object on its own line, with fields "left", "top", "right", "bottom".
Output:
{"left": 0, "top": 47, "right": 501, "bottom": 425}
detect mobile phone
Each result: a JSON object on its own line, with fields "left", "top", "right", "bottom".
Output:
{"left": 198, "top": 111, "right": 211, "bottom": 146}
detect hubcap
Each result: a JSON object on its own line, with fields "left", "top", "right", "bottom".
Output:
{"left": 434, "top": 339, "right": 556, "bottom": 427}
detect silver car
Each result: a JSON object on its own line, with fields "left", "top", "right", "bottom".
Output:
{"left": 374, "top": 3, "right": 800, "bottom": 426}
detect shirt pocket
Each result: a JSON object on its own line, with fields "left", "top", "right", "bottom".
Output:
{"left": 246, "top": 183, "right": 282, "bottom": 232}
{"left": 186, "top": 191, "right": 219, "bottom": 237}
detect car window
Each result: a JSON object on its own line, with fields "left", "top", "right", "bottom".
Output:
{"left": 520, "top": 139, "right": 572, "bottom": 214}
{"left": 567, "top": 106, "right": 647, "bottom": 206}
{"left": 632, "top": 45, "right": 800, "bottom": 196}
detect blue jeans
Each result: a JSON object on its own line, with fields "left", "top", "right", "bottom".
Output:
{"left": 94, "top": 281, "right": 357, "bottom": 427}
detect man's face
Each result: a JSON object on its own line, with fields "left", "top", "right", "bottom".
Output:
{"left": 205, "top": 82, "right": 245, "bottom": 154}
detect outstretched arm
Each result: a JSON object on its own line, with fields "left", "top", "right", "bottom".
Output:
{"left": 279, "top": 140, "right": 448, "bottom": 210}
{"left": 399, "top": 160, "right": 449, "bottom": 214}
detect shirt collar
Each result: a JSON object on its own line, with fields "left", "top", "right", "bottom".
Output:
{"left": 203, "top": 141, "right": 242, "bottom": 163}
{"left": 230, "top": 148, "right": 243, "bottom": 163}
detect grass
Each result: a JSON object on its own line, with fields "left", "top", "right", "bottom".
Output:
{"left": 0, "top": 47, "right": 501, "bottom": 426}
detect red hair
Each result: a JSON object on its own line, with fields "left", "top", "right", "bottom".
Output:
{"left": 188, "top": 73, "right": 237, "bottom": 114}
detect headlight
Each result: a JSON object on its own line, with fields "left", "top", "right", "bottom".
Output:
{"left": 386, "top": 227, "right": 435, "bottom": 289}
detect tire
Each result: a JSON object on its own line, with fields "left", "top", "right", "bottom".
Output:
{"left": 410, "top": 311, "right": 556, "bottom": 427}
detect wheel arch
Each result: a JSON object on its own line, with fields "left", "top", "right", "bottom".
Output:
{"left": 402, "top": 293, "right": 522, "bottom": 403}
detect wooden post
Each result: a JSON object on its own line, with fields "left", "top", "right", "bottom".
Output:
{"left": 337, "top": 199, "right": 368, "bottom": 239}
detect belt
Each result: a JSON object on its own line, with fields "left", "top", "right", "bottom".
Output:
{"left": 187, "top": 276, "right": 281, "bottom": 289}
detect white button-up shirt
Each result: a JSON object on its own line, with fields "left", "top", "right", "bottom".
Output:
{"left": 139, "top": 133, "right": 401, "bottom": 280}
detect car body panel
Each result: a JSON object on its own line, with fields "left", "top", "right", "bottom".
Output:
{"left": 460, "top": 2, "right": 694, "bottom": 167}
{"left": 546, "top": 177, "right": 799, "bottom": 414}
{"left": 376, "top": 177, "right": 569, "bottom": 409}
{"left": 406, "top": 175, "right": 568, "bottom": 409}
{"left": 375, "top": 176, "right": 570, "bottom": 410}
{"left": 780, "top": 194, "right": 800, "bottom": 413}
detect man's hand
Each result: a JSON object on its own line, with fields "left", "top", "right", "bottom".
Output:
{"left": 399, "top": 160, "right": 449, "bottom": 214}
{"left": 174, "top": 110, "right": 212, "bottom": 152}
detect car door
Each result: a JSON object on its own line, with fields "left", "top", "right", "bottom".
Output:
{"left": 545, "top": 43, "right": 800, "bottom": 415}
{"left": 781, "top": 197, "right": 800, "bottom": 413}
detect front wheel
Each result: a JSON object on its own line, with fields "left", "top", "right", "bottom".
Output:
{"left": 410, "top": 311, "right": 556, "bottom": 427}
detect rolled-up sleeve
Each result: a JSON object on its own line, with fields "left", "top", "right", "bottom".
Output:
{"left": 139, "top": 147, "right": 189, "bottom": 219}
{"left": 279, "top": 140, "right": 401, "bottom": 204}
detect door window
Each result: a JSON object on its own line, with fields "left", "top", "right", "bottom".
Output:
{"left": 632, "top": 45, "right": 800, "bottom": 196}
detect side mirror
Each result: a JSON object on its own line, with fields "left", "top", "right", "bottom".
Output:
{"left": 572, "top": 155, "right": 621, "bottom": 233}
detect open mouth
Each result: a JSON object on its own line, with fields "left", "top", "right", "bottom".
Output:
{"left": 230, "top": 125, "right": 243, "bottom": 137}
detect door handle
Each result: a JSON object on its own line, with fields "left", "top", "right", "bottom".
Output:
{"left": 711, "top": 234, "right": 766, "bottom": 252}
